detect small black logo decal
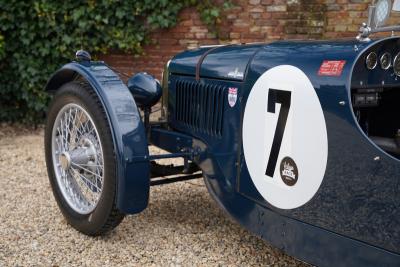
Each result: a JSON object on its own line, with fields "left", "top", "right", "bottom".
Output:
{"left": 280, "top": 157, "right": 298, "bottom": 186}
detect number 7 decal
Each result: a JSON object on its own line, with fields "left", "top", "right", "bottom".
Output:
{"left": 265, "top": 89, "right": 292, "bottom": 177}
{"left": 243, "top": 65, "right": 328, "bottom": 209}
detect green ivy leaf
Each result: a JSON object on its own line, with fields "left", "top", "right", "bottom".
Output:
{"left": 0, "top": 0, "right": 229, "bottom": 124}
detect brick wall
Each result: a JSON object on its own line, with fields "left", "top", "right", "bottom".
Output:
{"left": 99, "top": 0, "right": 400, "bottom": 80}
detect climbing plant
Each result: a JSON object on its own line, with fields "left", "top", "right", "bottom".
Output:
{"left": 0, "top": 0, "right": 229, "bottom": 124}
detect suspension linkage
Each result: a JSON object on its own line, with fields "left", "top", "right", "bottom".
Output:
{"left": 126, "top": 147, "right": 201, "bottom": 163}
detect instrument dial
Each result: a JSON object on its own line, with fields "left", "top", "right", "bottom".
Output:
{"left": 393, "top": 52, "right": 400, "bottom": 76}
{"left": 380, "top": 52, "right": 392, "bottom": 70}
{"left": 366, "top": 52, "right": 378, "bottom": 70}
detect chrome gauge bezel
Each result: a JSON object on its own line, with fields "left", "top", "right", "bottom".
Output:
{"left": 393, "top": 52, "right": 400, "bottom": 76}
{"left": 366, "top": 52, "right": 378, "bottom": 70}
{"left": 380, "top": 52, "right": 392, "bottom": 70}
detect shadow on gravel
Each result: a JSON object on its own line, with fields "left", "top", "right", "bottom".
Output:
{"left": 100, "top": 181, "right": 309, "bottom": 266}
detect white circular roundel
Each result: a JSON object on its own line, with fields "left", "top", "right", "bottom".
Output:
{"left": 242, "top": 65, "right": 328, "bottom": 210}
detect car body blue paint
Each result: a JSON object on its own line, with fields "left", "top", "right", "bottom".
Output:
{"left": 164, "top": 38, "right": 400, "bottom": 265}
{"left": 169, "top": 46, "right": 210, "bottom": 76}
{"left": 45, "top": 62, "right": 150, "bottom": 214}
{"left": 169, "top": 44, "right": 264, "bottom": 81}
{"left": 239, "top": 37, "right": 400, "bottom": 255}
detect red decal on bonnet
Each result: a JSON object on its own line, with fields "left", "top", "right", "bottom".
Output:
{"left": 318, "top": 60, "right": 346, "bottom": 76}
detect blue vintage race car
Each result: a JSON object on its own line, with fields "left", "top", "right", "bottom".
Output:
{"left": 44, "top": 1, "right": 400, "bottom": 266}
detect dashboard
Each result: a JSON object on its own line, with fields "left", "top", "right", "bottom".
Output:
{"left": 351, "top": 38, "right": 400, "bottom": 159}
{"left": 351, "top": 38, "right": 400, "bottom": 89}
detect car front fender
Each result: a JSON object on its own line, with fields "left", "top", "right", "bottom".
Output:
{"left": 45, "top": 61, "right": 150, "bottom": 214}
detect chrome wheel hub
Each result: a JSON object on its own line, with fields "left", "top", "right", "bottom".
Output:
{"left": 51, "top": 103, "right": 104, "bottom": 214}
{"left": 59, "top": 138, "right": 97, "bottom": 171}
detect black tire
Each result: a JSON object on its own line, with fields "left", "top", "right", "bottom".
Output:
{"left": 44, "top": 81, "right": 124, "bottom": 236}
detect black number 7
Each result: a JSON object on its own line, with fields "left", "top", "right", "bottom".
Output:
{"left": 265, "top": 89, "right": 292, "bottom": 177}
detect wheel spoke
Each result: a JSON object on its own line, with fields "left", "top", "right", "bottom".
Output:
{"left": 58, "top": 119, "right": 67, "bottom": 151}
{"left": 75, "top": 109, "right": 85, "bottom": 136}
{"left": 72, "top": 162, "right": 103, "bottom": 168}
{"left": 71, "top": 162, "right": 103, "bottom": 181}
{"left": 52, "top": 103, "right": 104, "bottom": 214}
{"left": 66, "top": 108, "right": 73, "bottom": 148}
{"left": 68, "top": 169, "right": 92, "bottom": 207}
{"left": 71, "top": 168, "right": 102, "bottom": 194}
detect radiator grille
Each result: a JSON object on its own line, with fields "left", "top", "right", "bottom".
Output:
{"left": 175, "top": 80, "right": 225, "bottom": 137}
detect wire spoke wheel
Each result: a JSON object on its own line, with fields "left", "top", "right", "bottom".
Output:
{"left": 45, "top": 82, "right": 124, "bottom": 235}
{"left": 51, "top": 103, "right": 104, "bottom": 214}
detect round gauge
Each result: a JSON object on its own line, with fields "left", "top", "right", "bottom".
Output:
{"left": 380, "top": 52, "right": 392, "bottom": 70}
{"left": 366, "top": 52, "right": 378, "bottom": 70}
{"left": 393, "top": 52, "right": 400, "bottom": 76}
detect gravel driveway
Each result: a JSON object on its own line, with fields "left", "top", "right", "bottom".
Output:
{"left": 0, "top": 126, "right": 307, "bottom": 266}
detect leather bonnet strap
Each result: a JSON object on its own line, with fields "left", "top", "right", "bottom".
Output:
{"left": 195, "top": 44, "right": 234, "bottom": 81}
